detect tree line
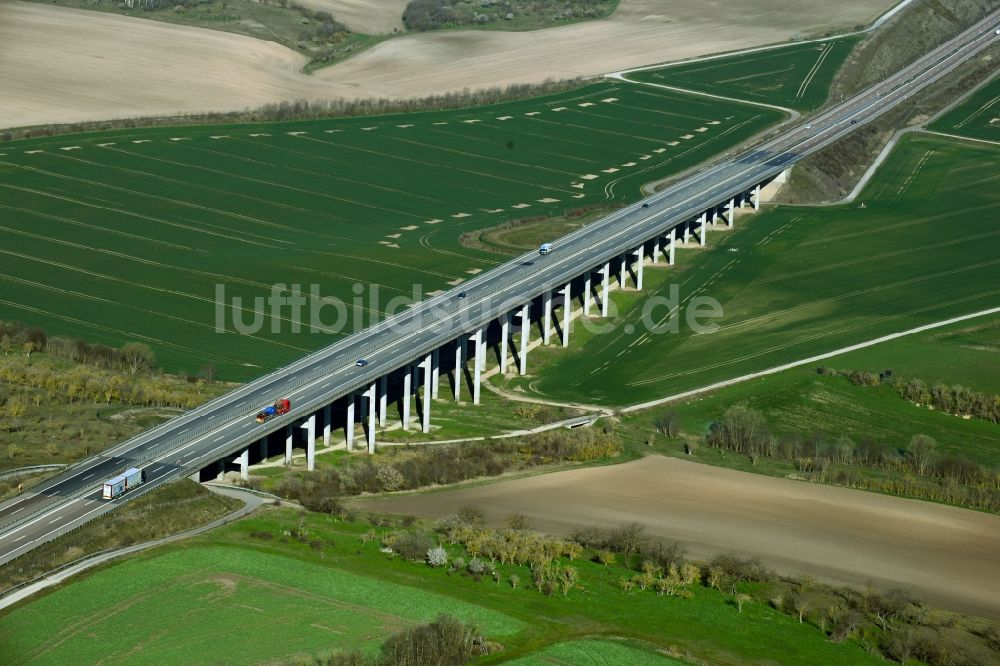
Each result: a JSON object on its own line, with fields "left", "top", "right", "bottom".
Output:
{"left": 824, "top": 366, "right": 1000, "bottom": 424}
{"left": 0, "top": 320, "right": 157, "bottom": 374}
{"left": 703, "top": 403, "right": 1000, "bottom": 512}
{"left": 1, "top": 78, "right": 590, "bottom": 142}
{"left": 274, "top": 426, "right": 621, "bottom": 511}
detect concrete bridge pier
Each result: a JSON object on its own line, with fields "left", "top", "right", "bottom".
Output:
{"left": 345, "top": 394, "right": 355, "bottom": 450}
{"left": 683, "top": 218, "right": 692, "bottom": 245}
{"left": 499, "top": 313, "right": 510, "bottom": 375}
{"left": 235, "top": 448, "right": 249, "bottom": 481}
{"left": 517, "top": 304, "right": 530, "bottom": 375}
{"left": 667, "top": 230, "right": 676, "bottom": 265}
{"left": 619, "top": 253, "right": 628, "bottom": 289}
{"left": 431, "top": 348, "right": 440, "bottom": 399}
{"left": 699, "top": 211, "right": 709, "bottom": 247}
{"left": 601, "top": 262, "right": 610, "bottom": 317}
{"left": 365, "top": 383, "right": 376, "bottom": 454}
{"left": 560, "top": 284, "right": 571, "bottom": 347}
{"left": 421, "top": 354, "right": 432, "bottom": 432}
{"left": 259, "top": 437, "right": 268, "bottom": 463}
{"left": 402, "top": 364, "right": 412, "bottom": 428}
{"left": 542, "top": 290, "right": 553, "bottom": 344}
{"left": 378, "top": 375, "right": 388, "bottom": 426}
{"left": 322, "top": 403, "right": 331, "bottom": 447}
{"left": 632, "top": 247, "right": 644, "bottom": 290}
{"left": 470, "top": 328, "right": 483, "bottom": 405}
{"left": 285, "top": 424, "right": 293, "bottom": 466}
{"left": 301, "top": 413, "right": 316, "bottom": 471}
{"left": 583, "top": 273, "right": 593, "bottom": 315}
{"left": 453, "top": 340, "right": 463, "bottom": 401}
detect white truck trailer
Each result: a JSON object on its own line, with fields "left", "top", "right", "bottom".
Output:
{"left": 102, "top": 467, "right": 145, "bottom": 500}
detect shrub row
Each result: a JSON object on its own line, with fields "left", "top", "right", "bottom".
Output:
{"left": 277, "top": 427, "right": 620, "bottom": 510}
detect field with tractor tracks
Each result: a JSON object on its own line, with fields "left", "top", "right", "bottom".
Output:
{"left": 0, "top": 82, "right": 780, "bottom": 379}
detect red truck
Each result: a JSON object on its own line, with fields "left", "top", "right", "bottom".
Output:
{"left": 256, "top": 398, "right": 291, "bottom": 423}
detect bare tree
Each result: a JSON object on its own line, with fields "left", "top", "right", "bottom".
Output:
{"left": 120, "top": 342, "right": 156, "bottom": 374}
{"left": 792, "top": 594, "right": 809, "bottom": 623}
{"left": 907, "top": 434, "right": 937, "bottom": 475}
{"left": 653, "top": 410, "right": 680, "bottom": 437}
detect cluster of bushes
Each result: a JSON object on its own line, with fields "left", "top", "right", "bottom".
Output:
{"left": 618, "top": 560, "right": 701, "bottom": 598}
{"left": 0, "top": 357, "right": 209, "bottom": 412}
{"left": 2, "top": 79, "right": 589, "bottom": 141}
{"left": 767, "top": 579, "right": 999, "bottom": 666}
{"left": 277, "top": 427, "right": 620, "bottom": 509}
{"left": 312, "top": 614, "right": 488, "bottom": 666}
{"left": 402, "top": 0, "right": 614, "bottom": 31}
{"left": 704, "top": 404, "right": 1000, "bottom": 511}
{"left": 821, "top": 367, "right": 1000, "bottom": 423}
{"left": 382, "top": 518, "right": 584, "bottom": 596}
{"left": 571, "top": 522, "right": 687, "bottom": 571}
{"left": 294, "top": 7, "right": 351, "bottom": 48}
{"left": 0, "top": 320, "right": 161, "bottom": 374}
{"left": 442, "top": 523, "right": 581, "bottom": 566}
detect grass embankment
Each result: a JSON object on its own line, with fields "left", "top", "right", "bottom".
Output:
{"left": 504, "top": 639, "right": 683, "bottom": 665}
{"left": 0, "top": 480, "right": 242, "bottom": 593}
{"left": 0, "top": 82, "right": 779, "bottom": 381}
{"left": 460, "top": 204, "right": 620, "bottom": 255}
{"left": 0, "top": 507, "right": 909, "bottom": 665}
{"left": 779, "top": 0, "right": 999, "bottom": 203}
{"left": 929, "top": 73, "right": 1000, "bottom": 142}
{"left": 510, "top": 134, "right": 1000, "bottom": 405}
{"left": 0, "top": 346, "right": 229, "bottom": 472}
{"left": 627, "top": 36, "right": 862, "bottom": 111}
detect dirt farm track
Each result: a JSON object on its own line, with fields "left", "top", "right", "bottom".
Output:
{"left": 0, "top": 0, "right": 896, "bottom": 129}
{"left": 361, "top": 456, "right": 1000, "bottom": 619}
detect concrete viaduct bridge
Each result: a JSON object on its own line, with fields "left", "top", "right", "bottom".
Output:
{"left": 0, "top": 10, "right": 997, "bottom": 566}
{"left": 232, "top": 176, "right": 764, "bottom": 475}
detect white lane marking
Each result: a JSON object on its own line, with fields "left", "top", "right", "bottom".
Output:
{"left": 1, "top": 498, "right": 108, "bottom": 559}
{"left": 11, "top": 508, "right": 23, "bottom": 514}
{"left": 81, "top": 473, "right": 94, "bottom": 480}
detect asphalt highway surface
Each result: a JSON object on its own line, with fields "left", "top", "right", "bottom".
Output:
{"left": 1, "top": 11, "right": 997, "bottom": 567}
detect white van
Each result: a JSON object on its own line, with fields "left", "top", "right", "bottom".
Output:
{"left": 539, "top": 243, "right": 553, "bottom": 255}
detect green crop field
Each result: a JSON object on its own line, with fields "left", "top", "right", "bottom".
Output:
{"left": 626, "top": 36, "right": 862, "bottom": 111}
{"left": 819, "top": 316, "right": 1000, "bottom": 394}
{"left": 620, "top": 316, "right": 1000, "bottom": 468}
{"left": 526, "top": 134, "right": 1000, "bottom": 405}
{"left": 0, "top": 508, "right": 885, "bottom": 665}
{"left": 0, "top": 83, "right": 780, "bottom": 380}
{"left": 929, "top": 74, "right": 1000, "bottom": 142}
{"left": 0, "top": 545, "right": 522, "bottom": 664}
{"left": 505, "top": 639, "right": 682, "bottom": 665}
